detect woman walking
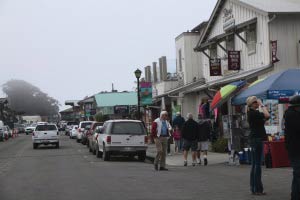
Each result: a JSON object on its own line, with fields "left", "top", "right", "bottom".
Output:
{"left": 246, "top": 96, "right": 270, "bottom": 195}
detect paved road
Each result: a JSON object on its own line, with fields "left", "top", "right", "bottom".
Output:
{"left": 0, "top": 135, "right": 293, "bottom": 200}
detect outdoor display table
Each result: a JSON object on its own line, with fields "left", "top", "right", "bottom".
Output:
{"left": 264, "top": 141, "right": 290, "bottom": 168}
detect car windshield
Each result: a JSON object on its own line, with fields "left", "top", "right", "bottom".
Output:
{"left": 111, "top": 122, "right": 145, "bottom": 135}
{"left": 81, "top": 122, "right": 92, "bottom": 128}
{"left": 67, "top": 122, "right": 78, "bottom": 126}
{"left": 35, "top": 125, "right": 57, "bottom": 131}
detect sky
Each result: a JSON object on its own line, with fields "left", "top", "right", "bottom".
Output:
{"left": 0, "top": 0, "right": 217, "bottom": 110}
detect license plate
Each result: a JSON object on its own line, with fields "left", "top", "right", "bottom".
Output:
{"left": 124, "top": 147, "right": 133, "bottom": 151}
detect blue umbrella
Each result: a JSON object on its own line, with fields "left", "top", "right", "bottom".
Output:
{"left": 232, "top": 69, "right": 300, "bottom": 105}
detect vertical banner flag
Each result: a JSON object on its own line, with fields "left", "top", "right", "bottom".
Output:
{"left": 140, "top": 82, "right": 152, "bottom": 106}
{"left": 209, "top": 58, "right": 222, "bottom": 76}
{"left": 228, "top": 51, "right": 241, "bottom": 70}
{"left": 271, "top": 41, "right": 280, "bottom": 64}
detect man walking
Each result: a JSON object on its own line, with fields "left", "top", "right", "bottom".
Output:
{"left": 151, "top": 111, "right": 172, "bottom": 171}
{"left": 284, "top": 95, "right": 300, "bottom": 200}
{"left": 181, "top": 113, "right": 199, "bottom": 167}
{"left": 197, "top": 115, "right": 211, "bottom": 165}
{"left": 172, "top": 112, "right": 185, "bottom": 152}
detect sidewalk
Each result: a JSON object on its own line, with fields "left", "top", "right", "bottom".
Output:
{"left": 146, "top": 143, "right": 228, "bottom": 166}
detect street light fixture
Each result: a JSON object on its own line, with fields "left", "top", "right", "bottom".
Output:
{"left": 134, "top": 69, "right": 142, "bottom": 120}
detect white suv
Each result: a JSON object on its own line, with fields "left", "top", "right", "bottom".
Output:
{"left": 95, "top": 120, "right": 148, "bottom": 161}
{"left": 32, "top": 124, "right": 59, "bottom": 149}
{"left": 76, "top": 121, "right": 93, "bottom": 142}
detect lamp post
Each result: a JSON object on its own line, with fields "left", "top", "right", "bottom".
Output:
{"left": 134, "top": 68, "right": 142, "bottom": 120}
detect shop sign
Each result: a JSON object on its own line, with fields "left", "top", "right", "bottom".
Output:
{"left": 223, "top": 7, "right": 235, "bottom": 31}
{"left": 209, "top": 58, "right": 222, "bottom": 76}
{"left": 140, "top": 82, "right": 152, "bottom": 106}
{"left": 228, "top": 51, "right": 241, "bottom": 70}
{"left": 267, "top": 90, "right": 296, "bottom": 99}
{"left": 114, "top": 105, "right": 129, "bottom": 115}
{"left": 271, "top": 40, "right": 280, "bottom": 64}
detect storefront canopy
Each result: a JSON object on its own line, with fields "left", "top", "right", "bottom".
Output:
{"left": 211, "top": 80, "right": 246, "bottom": 110}
{"left": 232, "top": 69, "right": 300, "bottom": 105}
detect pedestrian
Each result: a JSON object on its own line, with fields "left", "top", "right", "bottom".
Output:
{"left": 151, "top": 111, "right": 172, "bottom": 171}
{"left": 181, "top": 113, "right": 199, "bottom": 167}
{"left": 173, "top": 125, "right": 181, "bottom": 153}
{"left": 284, "top": 95, "right": 300, "bottom": 200}
{"left": 172, "top": 112, "right": 185, "bottom": 152}
{"left": 197, "top": 115, "right": 211, "bottom": 165}
{"left": 246, "top": 96, "right": 270, "bottom": 195}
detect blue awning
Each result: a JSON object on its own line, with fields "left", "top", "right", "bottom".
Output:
{"left": 232, "top": 69, "right": 300, "bottom": 105}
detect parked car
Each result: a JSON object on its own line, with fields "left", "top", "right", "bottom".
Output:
{"left": 82, "top": 121, "right": 104, "bottom": 146}
{"left": 32, "top": 124, "right": 59, "bottom": 149}
{"left": 65, "top": 121, "right": 78, "bottom": 136}
{"left": 88, "top": 126, "right": 103, "bottom": 154}
{"left": 25, "top": 125, "right": 36, "bottom": 135}
{"left": 76, "top": 121, "right": 93, "bottom": 143}
{"left": 5, "top": 126, "right": 12, "bottom": 138}
{"left": 0, "top": 127, "right": 8, "bottom": 141}
{"left": 70, "top": 125, "right": 79, "bottom": 139}
{"left": 0, "top": 126, "right": 10, "bottom": 140}
{"left": 95, "top": 120, "right": 148, "bottom": 161}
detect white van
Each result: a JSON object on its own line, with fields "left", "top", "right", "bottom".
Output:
{"left": 95, "top": 120, "right": 148, "bottom": 161}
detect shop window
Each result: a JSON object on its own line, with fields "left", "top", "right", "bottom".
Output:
{"left": 226, "top": 34, "right": 235, "bottom": 51}
{"left": 209, "top": 44, "right": 218, "bottom": 59}
{"left": 246, "top": 24, "right": 257, "bottom": 55}
{"left": 178, "top": 49, "right": 182, "bottom": 72}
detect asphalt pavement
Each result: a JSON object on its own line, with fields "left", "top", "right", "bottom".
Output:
{"left": 0, "top": 134, "right": 293, "bottom": 200}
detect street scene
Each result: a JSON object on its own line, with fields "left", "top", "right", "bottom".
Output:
{"left": 1, "top": 0, "right": 300, "bottom": 199}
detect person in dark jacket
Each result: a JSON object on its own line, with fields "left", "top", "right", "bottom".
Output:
{"left": 172, "top": 112, "right": 185, "bottom": 152}
{"left": 197, "top": 115, "right": 211, "bottom": 165}
{"left": 284, "top": 95, "right": 300, "bottom": 200}
{"left": 181, "top": 113, "right": 199, "bottom": 167}
{"left": 247, "top": 96, "right": 270, "bottom": 196}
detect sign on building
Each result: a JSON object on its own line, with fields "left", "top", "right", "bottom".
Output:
{"left": 140, "top": 82, "right": 152, "bottom": 105}
{"left": 271, "top": 41, "right": 280, "bottom": 64}
{"left": 223, "top": 7, "right": 235, "bottom": 31}
{"left": 228, "top": 51, "right": 241, "bottom": 70}
{"left": 114, "top": 105, "right": 129, "bottom": 115}
{"left": 209, "top": 58, "right": 222, "bottom": 76}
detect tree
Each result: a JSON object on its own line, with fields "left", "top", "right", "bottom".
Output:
{"left": 2, "top": 80, "right": 60, "bottom": 116}
{"left": 94, "top": 112, "right": 109, "bottom": 122}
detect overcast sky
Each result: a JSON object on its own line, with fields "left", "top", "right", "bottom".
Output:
{"left": 0, "top": 0, "right": 217, "bottom": 110}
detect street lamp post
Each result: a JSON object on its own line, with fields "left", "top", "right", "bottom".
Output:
{"left": 134, "top": 69, "right": 142, "bottom": 120}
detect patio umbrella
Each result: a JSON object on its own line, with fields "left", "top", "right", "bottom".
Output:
{"left": 211, "top": 80, "right": 246, "bottom": 110}
{"left": 232, "top": 69, "right": 300, "bottom": 105}
{"left": 249, "top": 78, "right": 265, "bottom": 87}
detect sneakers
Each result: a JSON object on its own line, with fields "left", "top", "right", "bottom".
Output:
{"left": 184, "top": 161, "right": 187, "bottom": 166}
{"left": 204, "top": 158, "right": 208, "bottom": 166}
{"left": 192, "top": 162, "right": 196, "bottom": 167}
{"left": 154, "top": 164, "right": 158, "bottom": 171}
{"left": 197, "top": 159, "right": 201, "bottom": 165}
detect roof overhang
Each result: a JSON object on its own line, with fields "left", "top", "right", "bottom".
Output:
{"left": 184, "top": 64, "right": 273, "bottom": 94}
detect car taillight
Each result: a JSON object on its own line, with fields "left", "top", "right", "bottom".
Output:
{"left": 144, "top": 136, "right": 148, "bottom": 144}
{"left": 106, "top": 136, "right": 111, "bottom": 144}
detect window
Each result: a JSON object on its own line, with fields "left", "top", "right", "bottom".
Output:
{"left": 209, "top": 44, "right": 218, "bottom": 59}
{"left": 246, "top": 24, "right": 257, "bottom": 54}
{"left": 80, "top": 122, "right": 92, "bottom": 128}
{"left": 178, "top": 49, "right": 182, "bottom": 72}
{"left": 36, "top": 125, "right": 57, "bottom": 131}
{"left": 226, "top": 34, "right": 235, "bottom": 51}
{"left": 111, "top": 122, "right": 145, "bottom": 135}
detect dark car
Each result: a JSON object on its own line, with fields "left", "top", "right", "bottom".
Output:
{"left": 83, "top": 122, "right": 104, "bottom": 146}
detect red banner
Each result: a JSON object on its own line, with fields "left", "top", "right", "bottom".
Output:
{"left": 209, "top": 58, "right": 222, "bottom": 76}
{"left": 228, "top": 51, "right": 241, "bottom": 70}
{"left": 271, "top": 41, "right": 280, "bottom": 64}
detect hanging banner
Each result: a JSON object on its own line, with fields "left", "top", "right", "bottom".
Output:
{"left": 228, "top": 51, "right": 241, "bottom": 70}
{"left": 209, "top": 58, "right": 222, "bottom": 76}
{"left": 140, "top": 82, "right": 152, "bottom": 106}
{"left": 271, "top": 41, "right": 280, "bottom": 64}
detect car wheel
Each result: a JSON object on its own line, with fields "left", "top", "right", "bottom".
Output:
{"left": 96, "top": 146, "right": 102, "bottom": 158}
{"left": 138, "top": 151, "right": 146, "bottom": 162}
{"left": 76, "top": 139, "right": 80, "bottom": 143}
{"left": 33, "top": 143, "right": 38, "bottom": 149}
{"left": 56, "top": 142, "right": 60, "bottom": 149}
{"left": 103, "top": 145, "right": 110, "bottom": 161}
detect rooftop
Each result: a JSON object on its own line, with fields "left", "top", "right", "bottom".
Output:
{"left": 95, "top": 92, "right": 137, "bottom": 107}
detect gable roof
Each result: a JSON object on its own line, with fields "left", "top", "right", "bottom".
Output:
{"left": 195, "top": 0, "right": 300, "bottom": 50}
{"left": 95, "top": 92, "right": 137, "bottom": 107}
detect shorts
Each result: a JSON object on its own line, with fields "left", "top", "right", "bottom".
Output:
{"left": 183, "top": 139, "right": 198, "bottom": 151}
{"left": 198, "top": 141, "right": 209, "bottom": 151}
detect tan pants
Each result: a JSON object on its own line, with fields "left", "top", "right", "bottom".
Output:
{"left": 154, "top": 137, "right": 168, "bottom": 168}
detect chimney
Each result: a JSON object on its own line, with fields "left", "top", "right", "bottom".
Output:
{"left": 144, "top": 66, "right": 151, "bottom": 82}
{"left": 161, "top": 56, "right": 168, "bottom": 81}
{"left": 152, "top": 62, "right": 157, "bottom": 83}
{"left": 144, "top": 66, "right": 148, "bottom": 82}
{"left": 159, "top": 57, "right": 163, "bottom": 81}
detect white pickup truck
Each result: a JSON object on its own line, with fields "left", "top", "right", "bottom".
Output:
{"left": 32, "top": 124, "right": 59, "bottom": 149}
